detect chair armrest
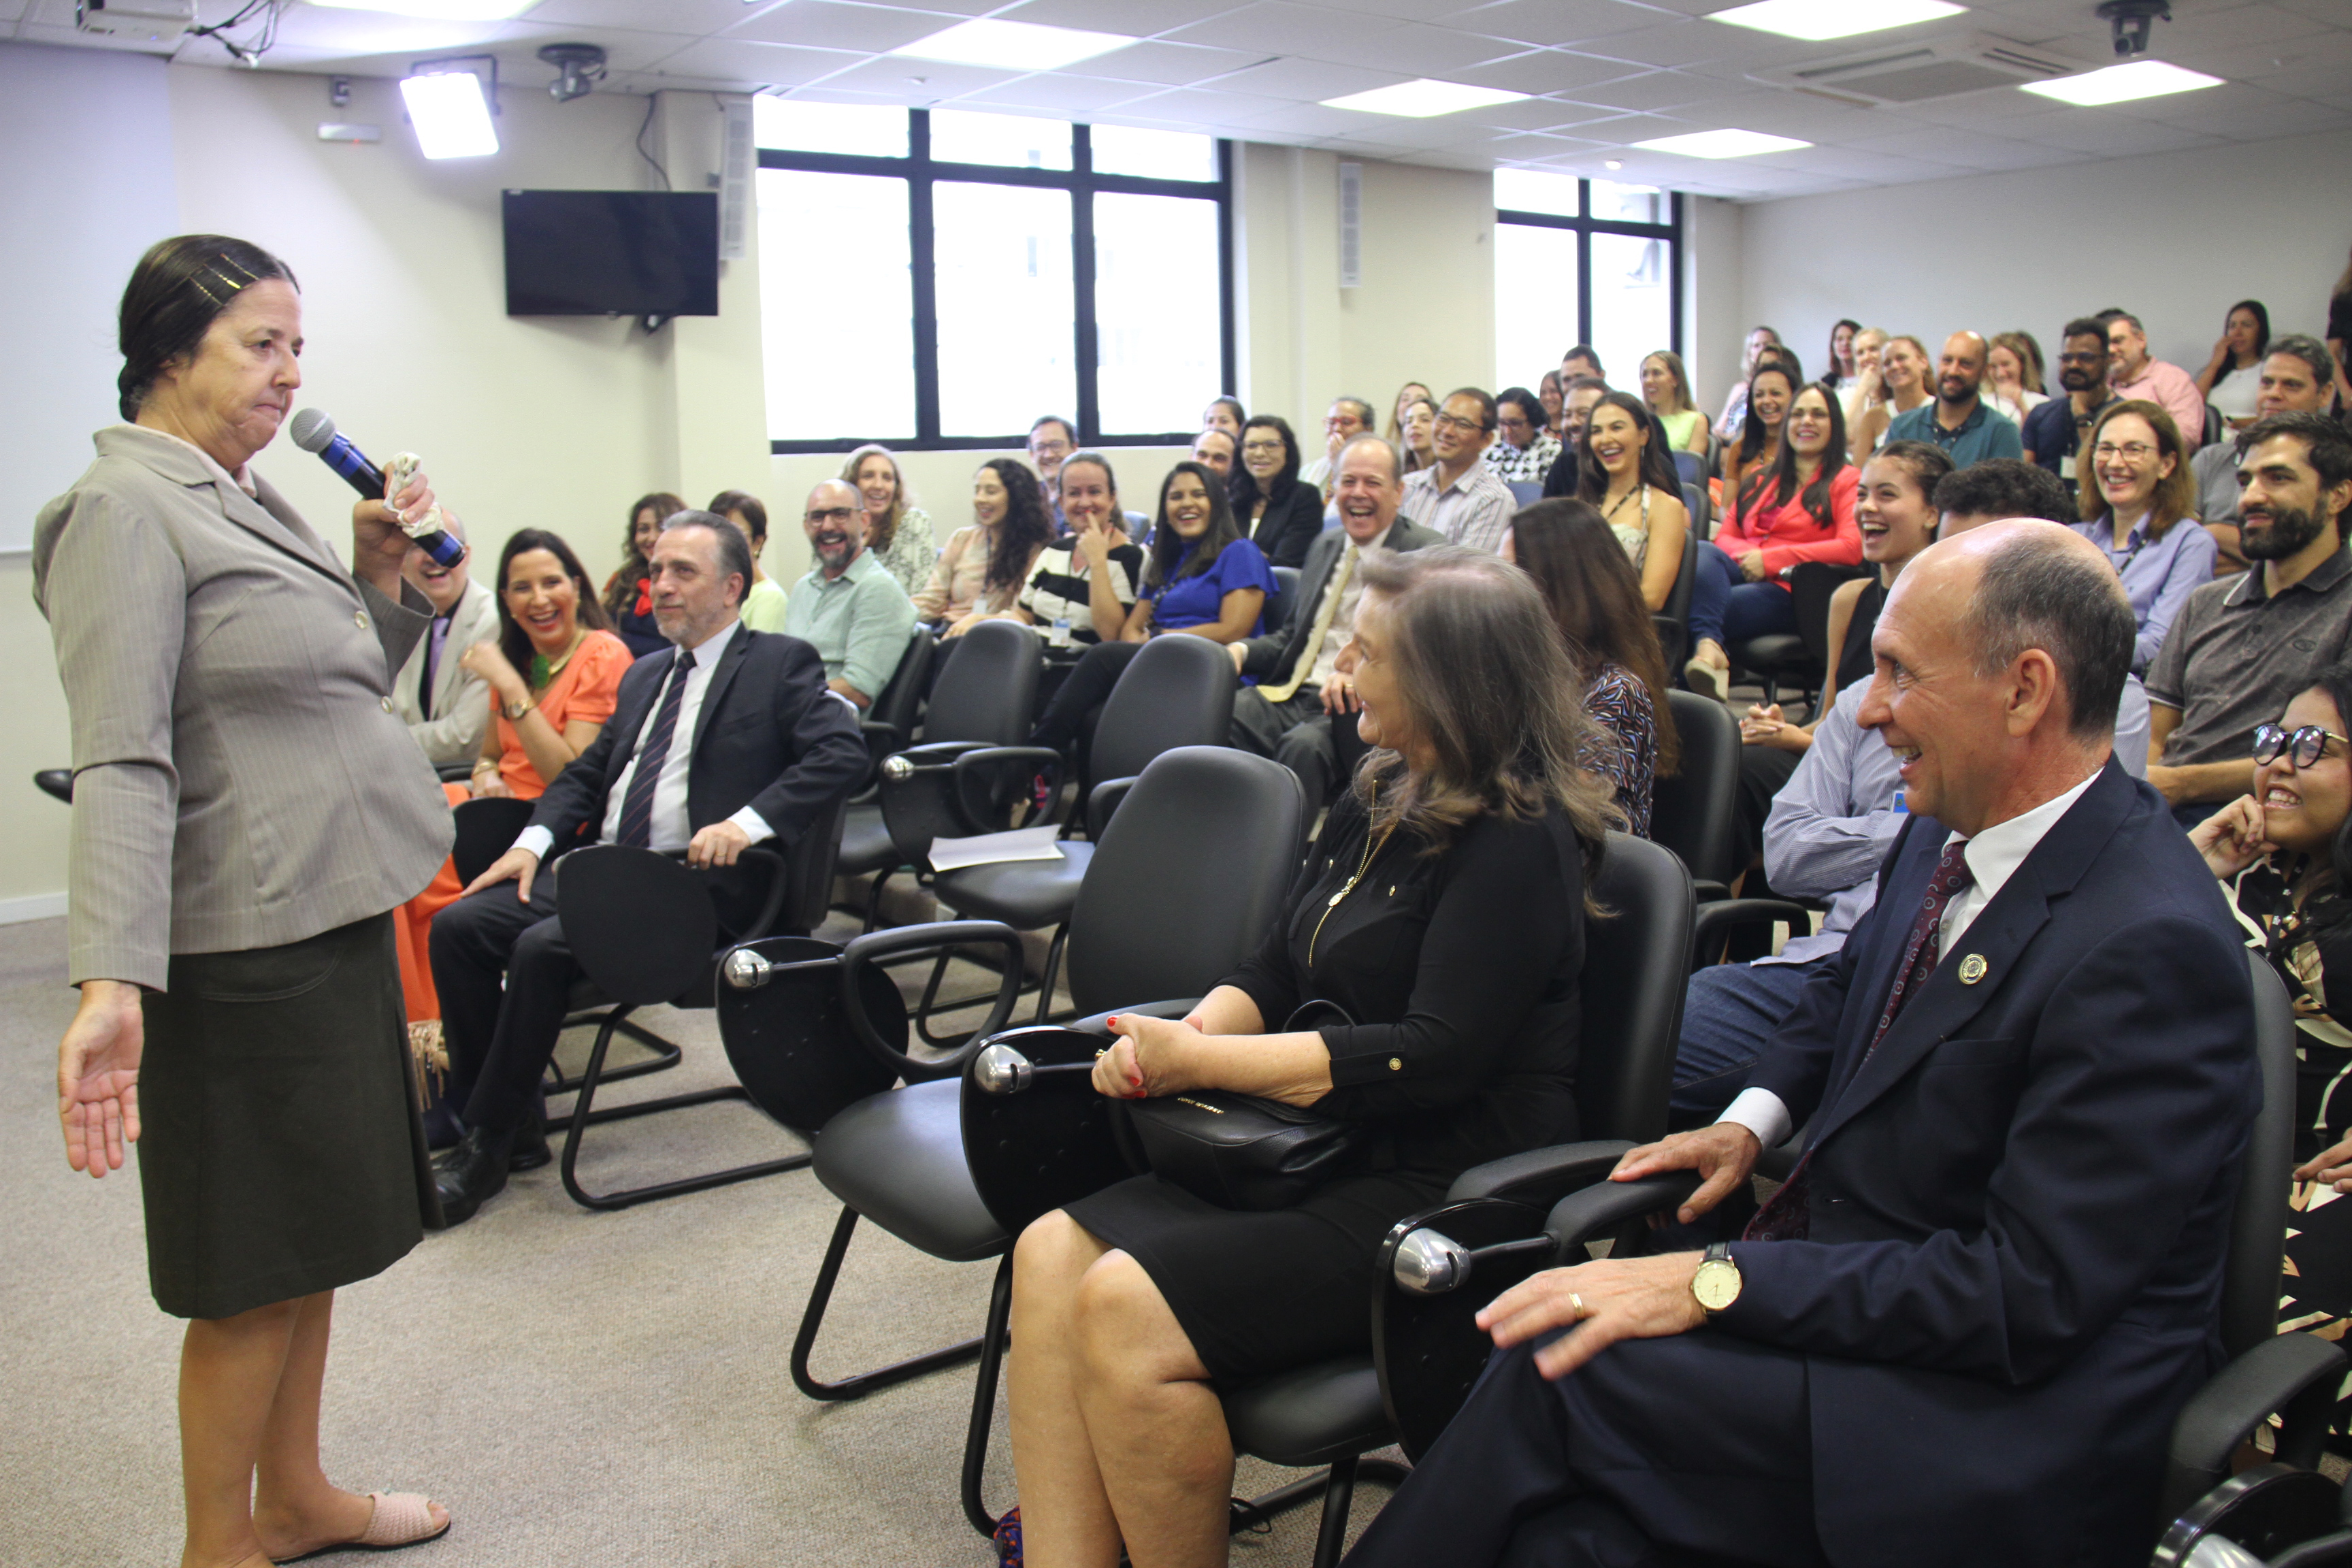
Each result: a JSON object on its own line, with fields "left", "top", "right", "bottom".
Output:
{"left": 435, "top": 760, "right": 476, "bottom": 783}
{"left": 1541, "top": 1171, "right": 1703, "bottom": 1258}
{"left": 840, "top": 920, "right": 1026, "bottom": 1078}
{"left": 1446, "top": 1141, "right": 1637, "bottom": 1207}
{"left": 1068, "top": 998, "right": 1200, "bottom": 1034}
{"left": 1692, "top": 898, "right": 1816, "bottom": 960}
{"left": 1085, "top": 777, "right": 1138, "bottom": 840}
{"left": 2161, "top": 1333, "right": 2349, "bottom": 1520}
{"left": 1692, "top": 880, "right": 1730, "bottom": 904}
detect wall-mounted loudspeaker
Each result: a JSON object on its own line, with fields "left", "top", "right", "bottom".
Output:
{"left": 719, "top": 97, "right": 754, "bottom": 263}
{"left": 1338, "top": 161, "right": 1362, "bottom": 290}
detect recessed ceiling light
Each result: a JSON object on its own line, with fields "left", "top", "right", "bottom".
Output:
{"left": 891, "top": 18, "right": 1134, "bottom": 71}
{"left": 2021, "top": 58, "right": 2223, "bottom": 106}
{"left": 1632, "top": 128, "right": 1810, "bottom": 159}
{"left": 1706, "top": 0, "right": 1965, "bottom": 42}
{"left": 308, "top": 0, "right": 538, "bottom": 20}
{"left": 1603, "top": 158, "right": 1624, "bottom": 169}
{"left": 1320, "top": 79, "right": 1530, "bottom": 118}
{"left": 399, "top": 71, "right": 498, "bottom": 159}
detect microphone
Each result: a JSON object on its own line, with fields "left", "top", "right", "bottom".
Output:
{"left": 289, "top": 408, "right": 464, "bottom": 568}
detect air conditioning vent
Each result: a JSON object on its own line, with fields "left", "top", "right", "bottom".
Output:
{"left": 1756, "top": 33, "right": 2085, "bottom": 105}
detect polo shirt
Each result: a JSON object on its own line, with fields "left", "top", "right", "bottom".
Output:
{"left": 2021, "top": 394, "right": 2118, "bottom": 491}
{"left": 783, "top": 548, "right": 916, "bottom": 700}
{"left": 2145, "top": 546, "right": 2352, "bottom": 768}
{"left": 1884, "top": 398, "right": 2024, "bottom": 470}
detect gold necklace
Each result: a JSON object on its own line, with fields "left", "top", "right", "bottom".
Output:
{"left": 1309, "top": 792, "right": 1397, "bottom": 965}
{"left": 529, "top": 627, "right": 587, "bottom": 695}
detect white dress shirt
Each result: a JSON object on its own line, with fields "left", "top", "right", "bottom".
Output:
{"left": 513, "top": 617, "right": 774, "bottom": 861}
{"left": 1720, "top": 767, "right": 2104, "bottom": 1152}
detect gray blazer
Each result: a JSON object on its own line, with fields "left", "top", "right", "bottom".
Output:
{"left": 35, "top": 425, "right": 454, "bottom": 989}
{"left": 1235, "top": 515, "right": 1446, "bottom": 683}
{"left": 393, "top": 574, "right": 500, "bottom": 768}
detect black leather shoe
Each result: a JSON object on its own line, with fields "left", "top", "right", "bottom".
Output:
{"left": 508, "top": 1118, "right": 551, "bottom": 1173}
{"left": 429, "top": 1127, "right": 514, "bottom": 1228}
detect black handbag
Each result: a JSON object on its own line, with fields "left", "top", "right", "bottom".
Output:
{"left": 1122, "top": 1000, "right": 1368, "bottom": 1211}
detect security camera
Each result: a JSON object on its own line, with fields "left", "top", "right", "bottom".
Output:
{"left": 538, "top": 43, "right": 607, "bottom": 103}
{"left": 2095, "top": 0, "right": 2171, "bottom": 59}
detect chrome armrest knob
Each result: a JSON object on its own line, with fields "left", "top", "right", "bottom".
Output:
{"left": 1392, "top": 1228, "right": 1473, "bottom": 1296}
{"left": 721, "top": 947, "right": 771, "bottom": 990}
{"left": 972, "top": 1042, "right": 1034, "bottom": 1096}
{"left": 881, "top": 754, "right": 915, "bottom": 781}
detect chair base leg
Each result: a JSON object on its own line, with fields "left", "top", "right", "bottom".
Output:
{"left": 791, "top": 1205, "right": 988, "bottom": 1402}
{"left": 542, "top": 1010, "right": 681, "bottom": 1097}
{"left": 961, "top": 1253, "right": 1018, "bottom": 1538}
{"left": 1240, "top": 1456, "right": 1410, "bottom": 1564}
{"left": 1031, "top": 922, "right": 1071, "bottom": 1026}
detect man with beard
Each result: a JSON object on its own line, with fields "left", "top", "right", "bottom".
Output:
{"left": 2190, "top": 335, "right": 2338, "bottom": 574}
{"left": 785, "top": 478, "right": 916, "bottom": 710}
{"left": 2022, "top": 318, "right": 2119, "bottom": 495}
{"left": 2146, "top": 412, "right": 2352, "bottom": 825}
{"left": 1886, "top": 330, "right": 2023, "bottom": 470}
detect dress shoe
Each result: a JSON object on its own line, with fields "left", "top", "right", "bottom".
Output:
{"left": 508, "top": 1117, "right": 551, "bottom": 1173}
{"left": 429, "top": 1127, "right": 514, "bottom": 1228}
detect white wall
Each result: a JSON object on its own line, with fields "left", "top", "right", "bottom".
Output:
{"left": 1737, "top": 127, "right": 2352, "bottom": 396}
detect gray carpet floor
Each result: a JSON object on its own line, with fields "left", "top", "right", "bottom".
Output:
{"left": 1, "top": 912, "right": 1396, "bottom": 1567}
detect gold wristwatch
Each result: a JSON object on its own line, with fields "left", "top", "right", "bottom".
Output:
{"left": 1693, "top": 1241, "right": 1742, "bottom": 1318}
{"left": 503, "top": 696, "right": 532, "bottom": 720}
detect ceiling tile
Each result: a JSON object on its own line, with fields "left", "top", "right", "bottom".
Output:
{"left": 1306, "top": 20, "right": 1532, "bottom": 74}
{"left": 1448, "top": 0, "right": 1670, "bottom": 48}
{"left": 642, "top": 36, "right": 881, "bottom": 88}
{"left": 1162, "top": 1, "right": 1362, "bottom": 56}
{"left": 1306, "top": 133, "right": 1423, "bottom": 157}
{"left": 1469, "top": 94, "right": 1622, "bottom": 131}
{"left": 1203, "top": 54, "right": 1409, "bottom": 100}
{"left": 2159, "top": 1, "right": 2338, "bottom": 46}
{"left": 1228, "top": 99, "right": 1402, "bottom": 135}
{"left": 1569, "top": 20, "right": 1764, "bottom": 70}
{"left": 1998, "top": 108, "right": 2224, "bottom": 157}
{"left": 2157, "top": 93, "right": 2352, "bottom": 141}
{"left": 1056, "top": 39, "right": 1266, "bottom": 84}
{"left": 491, "top": 22, "right": 698, "bottom": 71}
{"left": 997, "top": 0, "right": 1250, "bottom": 34}
{"left": 509, "top": 0, "right": 792, "bottom": 35}
{"left": 2257, "top": 60, "right": 2352, "bottom": 101}
{"left": 1111, "top": 84, "right": 1300, "bottom": 122}
{"left": 1448, "top": 48, "right": 1642, "bottom": 95}
{"left": 728, "top": 2, "right": 966, "bottom": 54}
{"left": 248, "top": 6, "right": 514, "bottom": 58}
{"left": 951, "top": 71, "right": 1174, "bottom": 112}
{"left": 1548, "top": 69, "right": 1721, "bottom": 113}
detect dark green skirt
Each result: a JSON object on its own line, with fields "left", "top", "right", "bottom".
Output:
{"left": 138, "top": 912, "right": 435, "bottom": 1319}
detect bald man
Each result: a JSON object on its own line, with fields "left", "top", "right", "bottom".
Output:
{"left": 1347, "top": 521, "right": 2256, "bottom": 1568}
{"left": 783, "top": 478, "right": 915, "bottom": 709}
{"left": 1884, "top": 330, "right": 2024, "bottom": 470}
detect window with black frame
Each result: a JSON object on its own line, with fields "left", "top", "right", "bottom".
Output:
{"left": 1491, "top": 169, "right": 1682, "bottom": 392}
{"left": 755, "top": 100, "right": 1235, "bottom": 454}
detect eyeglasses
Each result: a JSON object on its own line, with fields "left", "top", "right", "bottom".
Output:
{"left": 2091, "top": 441, "right": 2157, "bottom": 463}
{"left": 1432, "top": 412, "right": 1488, "bottom": 434}
{"left": 804, "top": 507, "right": 859, "bottom": 526}
{"left": 2057, "top": 350, "right": 2105, "bottom": 365}
{"left": 2253, "top": 723, "right": 2351, "bottom": 768}
{"left": 1241, "top": 439, "right": 1286, "bottom": 455}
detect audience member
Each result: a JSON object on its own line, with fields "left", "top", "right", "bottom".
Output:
{"left": 783, "top": 479, "right": 916, "bottom": 710}
{"left": 1638, "top": 350, "right": 1711, "bottom": 457}
{"left": 1835, "top": 326, "right": 1888, "bottom": 427}
{"left": 1822, "top": 317, "right": 1861, "bottom": 393}
{"left": 1226, "top": 434, "right": 1443, "bottom": 804}
{"left": 2192, "top": 335, "right": 2338, "bottom": 568}
{"left": 2021, "top": 318, "right": 2121, "bottom": 498}
{"left": 393, "top": 511, "right": 497, "bottom": 770}
{"left": 2106, "top": 310, "right": 2206, "bottom": 445}
{"left": 1715, "top": 324, "right": 1782, "bottom": 438}
{"left": 708, "top": 489, "right": 787, "bottom": 633}
{"left": 839, "top": 443, "right": 936, "bottom": 600}
{"left": 1017, "top": 451, "right": 1143, "bottom": 649}
{"left": 601, "top": 491, "right": 685, "bottom": 657}
{"left": 1399, "top": 395, "right": 1437, "bottom": 476}
{"left": 1189, "top": 425, "right": 1237, "bottom": 485}
{"left": 1846, "top": 333, "right": 1931, "bottom": 461}
{"left": 2072, "top": 401, "right": 2214, "bottom": 674}
{"left": 1574, "top": 391, "right": 1690, "bottom": 613}
{"left": 2148, "top": 412, "right": 2352, "bottom": 821}
{"left": 1026, "top": 415, "right": 1076, "bottom": 512}
{"left": 1686, "top": 382, "right": 1861, "bottom": 700}
{"left": 1299, "top": 396, "right": 1374, "bottom": 496}
{"left": 1345, "top": 521, "right": 2256, "bottom": 1568}
{"left": 2330, "top": 250, "right": 2352, "bottom": 411}
{"left": 1506, "top": 499, "right": 1679, "bottom": 836}
{"left": 1490, "top": 387, "right": 1560, "bottom": 487}
{"left": 912, "top": 458, "right": 1054, "bottom": 636}
{"left": 1401, "top": 387, "right": 1516, "bottom": 553}
{"left": 1385, "top": 379, "right": 1433, "bottom": 444}
{"left": 1717, "top": 359, "right": 1795, "bottom": 519}
{"left": 1983, "top": 330, "right": 2048, "bottom": 427}
{"left": 1007, "top": 546, "right": 1614, "bottom": 1568}
{"left": 1562, "top": 344, "right": 1605, "bottom": 387}
{"left": 2194, "top": 299, "right": 2270, "bottom": 429}
{"left": 1541, "top": 376, "right": 1613, "bottom": 498}
{"left": 428, "top": 512, "right": 866, "bottom": 1225}
{"left": 1932, "top": 455, "right": 2080, "bottom": 534}
{"left": 1200, "top": 397, "right": 1244, "bottom": 442}
{"left": 1884, "top": 331, "right": 2024, "bottom": 468}
{"left": 1230, "top": 413, "right": 1326, "bottom": 568}
{"left": 1538, "top": 369, "right": 1565, "bottom": 437}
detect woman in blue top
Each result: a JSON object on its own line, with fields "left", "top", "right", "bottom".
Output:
{"left": 2068, "top": 399, "right": 2215, "bottom": 675}
{"left": 1028, "top": 460, "right": 1275, "bottom": 753}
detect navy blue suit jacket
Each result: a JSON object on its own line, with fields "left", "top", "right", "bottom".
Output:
{"left": 1719, "top": 758, "right": 2257, "bottom": 1567}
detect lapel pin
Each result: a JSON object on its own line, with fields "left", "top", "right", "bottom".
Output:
{"left": 1959, "top": 953, "right": 1989, "bottom": 985}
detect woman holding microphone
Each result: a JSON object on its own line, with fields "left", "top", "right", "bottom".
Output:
{"left": 33, "top": 235, "right": 455, "bottom": 1565}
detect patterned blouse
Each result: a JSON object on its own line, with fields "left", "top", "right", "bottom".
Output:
{"left": 1580, "top": 661, "right": 1657, "bottom": 838}
{"left": 1492, "top": 433, "right": 1561, "bottom": 487}
{"left": 870, "top": 505, "right": 936, "bottom": 601}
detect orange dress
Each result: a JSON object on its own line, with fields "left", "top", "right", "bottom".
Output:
{"left": 394, "top": 630, "right": 632, "bottom": 1030}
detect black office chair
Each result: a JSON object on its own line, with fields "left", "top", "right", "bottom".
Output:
{"left": 1728, "top": 561, "right": 1864, "bottom": 719}
{"left": 1649, "top": 689, "right": 1740, "bottom": 901}
{"left": 1652, "top": 527, "right": 1699, "bottom": 670}
{"left": 1680, "top": 478, "right": 1711, "bottom": 542}
{"left": 829, "top": 633, "right": 933, "bottom": 928}
{"left": 2203, "top": 404, "right": 2226, "bottom": 451}
{"left": 1673, "top": 449, "right": 1705, "bottom": 487}
{"left": 717, "top": 746, "right": 1307, "bottom": 1539}
{"left": 1265, "top": 564, "right": 1301, "bottom": 635}
{"left": 1507, "top": 479, "right": 1544, "bottom": 508}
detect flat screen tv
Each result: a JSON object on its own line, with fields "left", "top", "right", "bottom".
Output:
{"left": 502, "top": 189, "right": 719, "bottom": 321}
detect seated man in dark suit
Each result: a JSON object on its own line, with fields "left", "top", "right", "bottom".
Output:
{"left": 1227, "top": 432, "right": 1443, "bottom": 804}
{"left": 427, "top": 511, "right": 866, "bottom": 1226}
{"left": 1345, "top": 521, "right": 2259, "bottom": 1568}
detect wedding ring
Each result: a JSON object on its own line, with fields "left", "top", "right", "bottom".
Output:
{"left": 1569, "top": 1292, "right": 1586, "bottom": 1320}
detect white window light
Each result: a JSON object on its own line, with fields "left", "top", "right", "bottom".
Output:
{"left": 1631, "top": 128, "right": 1811, "bottom": 158}
{"left": 2021, "top": 59, "right": 2223, "bottom": 106}
{"left": 892, "top": 18, "right": 1135, "bottom": 71}
{"left": 310, "top": 0, "right": 537, "bottom": 20}
{"left": 1706, "top": 0, "right": 1965, "bottom": 42}
{"left": 1320, "top": 79, "right": 1530, "bottom": 118}
{"left": 401, "top": 69, "right": 499, "bottom": 159}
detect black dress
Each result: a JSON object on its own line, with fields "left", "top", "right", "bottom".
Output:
{"left": 1064, "top": 790, "right": 1588, "bottom": 1382}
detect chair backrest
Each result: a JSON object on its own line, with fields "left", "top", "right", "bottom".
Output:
{"left": 921, "top": 619, "right": 1040, "bottom": 746}
{"left": 558, "top": 845, "right": 719, "bottom": 1005}
{"left": 451, "top": 796, "right": 537, "bottom": 888}
{"left": 2223, "top": 953, "right": 2298, "bottom": 1356}
{"left": 1064, "top": 747, "right": 1305, "bottom": 1015}
{"left": 1507, "top": 479, "right": 1544, "bottom": 508}
{"left": 1648, "top": 691, "right": 1739, "bottom": 889}
{"left": 867, "top": 632, "right": 933, "bottom": 747}
{"left": 2203, "top": 404, "right": 2225, "bottom": 451}
{"left": 1672, "top": 448, "right": 1705, "bottom": 486}
{"left": 1264, "top": 564, "right": 1301, "bottom": 634}
{"left": 1088, "top": 634, "right": 1238, "bottom": 786}
{"left": 1787, "top": 562, "right": 1862, "bottom": 671}
{"left": 1681, "top": 479, "right": 1712, "bottom": 541}
{"left": 1575, "top": 834, "right": 1697, "bottom": 1143}
{"left": 779, "top": 795, "right": 851, "bottom": 938}
{"left": 1653, "top": 526, "right": 1699, "bottom": 666}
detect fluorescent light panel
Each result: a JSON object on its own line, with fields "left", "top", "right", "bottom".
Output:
{"left": 1706, "top": 0, "right": 1965, "bottom": 42}
{"left": 308, "top": 0, "right": 537, "bottom": 20}
{"left": 1632, "top": 128, "right": 1810, "bottom": 159}
{"left": 892, "top": 18, "right": 1135, "bottom": 71}
{"left": 1320, "top": 78, "right": 1529, "bottom": 118}
{"left": 400, "top": 71, "right": 498, "bottom": 159}
{"left": 2021, "top": 59, "right": 2223, "bottom": 106}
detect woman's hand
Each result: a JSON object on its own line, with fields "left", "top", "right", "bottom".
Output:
{"left": 1739, "top": 550, "right": 1767, "bottom": 583}
{"left": 350, "top": 466, "right": 438, "bottom": 593}
{"left": 943, "top": 609, "right": 990, "bottom": 640}
{"left": 2189, "top": 796, "right": 2270, "bottom": 880}
{"left": 1076, "top": 518, "right": 1115, "bottom": 568}
{"left": 1739, "top": 702, "right": 1807, "bottom": 753}
{"left": 59, "top": 979, "right": 143, "bottom": 1178}
{"left": 468, "top": 768, "right": 514, "bottom": 800}
{"left": 459, "top": 640, "right": 527, "bottom": 704}
{"left": 2297, "top": 1134, "right": 2352, "bottom": 1193}
{"left": 1092, "top": 1013, "right": 1205, "bottom": 1100}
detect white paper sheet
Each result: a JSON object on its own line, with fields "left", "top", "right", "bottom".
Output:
{"left": 926, "top": 823, "right": 1065, "bottom": 872}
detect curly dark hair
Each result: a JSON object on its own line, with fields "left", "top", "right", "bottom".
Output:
{"left": 976, "top": 458, "right": 1054, "bottom": 600}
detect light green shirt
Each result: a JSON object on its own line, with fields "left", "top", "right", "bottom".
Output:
{"left": 783, "top": 548, "right": 917, "bottom": 702}
{"left": 741, "top": 576, "right": 790, "bottom": 634}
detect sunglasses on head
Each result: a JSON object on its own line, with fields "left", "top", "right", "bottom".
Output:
{"left": 2253, "top": 723, "right": 2351, "bottom": 768}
